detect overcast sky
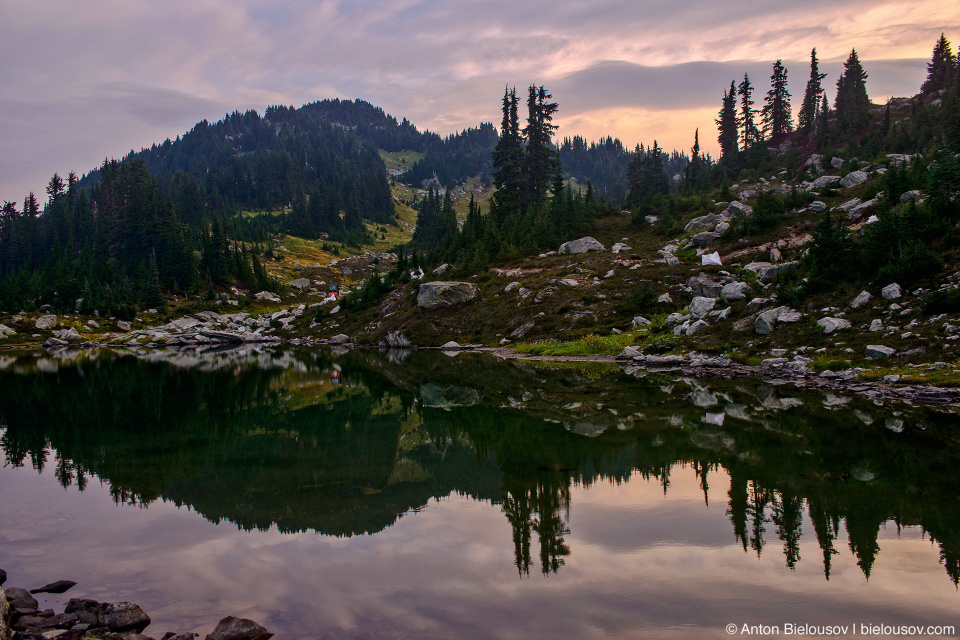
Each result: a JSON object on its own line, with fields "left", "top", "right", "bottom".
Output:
{"left": 2, "top": 0, "right": 957, "bottom": 203}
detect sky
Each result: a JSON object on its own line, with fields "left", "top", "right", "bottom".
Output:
{"left": 2, "top": 0, "right": 958, "bottom": 203}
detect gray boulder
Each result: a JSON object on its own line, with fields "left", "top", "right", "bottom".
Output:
{"left": 721, "top": 281, "right": 751, "bottom": 301}
{"left": 53, "top": 327, "right": 81, "bottom": 342}
{"left": 836, "top": 198, "right": 861, "bottom": 212}
{"left": 329, "top": 334, "right": 350, "bottom": 345}
{"left": 557, "top": 278, "right": 578, "bottom": 287}
{"left": 611, "top": 243, "right": 632, "bottom": 253}
{"left": 0, "top": 323, "right": 15, "bottom": 338}
{"left": 726, "top": 201, "right": 753, "bottom": 216}
{"left": 808, "top": 175, "right": 841, "bottom": 190}
{"left": 866, "top": 344, "right": 897, "bottom": 359}
{"left": 881, "top": 283, "right": 902, "bottom": 299}
{"left": 117, "top": 320, "right": 132, "bottom": 332}
{"left": 631, "top": 315, "right": 652, "bottom": 328}
{"left": 433, "top": 263, "right": 449, "bottom": 276}
{"left": 870, "top": 319, "right": 884, "bottom": 331}
{"left": 383, "top": 332, "right": 412, "bottom": 348}
{"left": 205, "top": 616, "right": 273, "bottom": 640}
{"left": 755, "top": 309, "right": 780, "bottom": 334}
{"left": 287, "top": 278, "right": 311, "bottom": 291}
{"left": 35, "top": 314, "right": 57, "bottom": 330}
{"left": 686, "top": 319, "right": 709, "bottom": 335}
{"left": 417, "top": 281, "right": 479, "bottom": 309}
{"left": 440, "top": 341, "right": 462, "bottom": 350}
{"left": 657, "top": 293, "right": 673, "bottom": 304}
{"left": 817, "top": 317, "right": 852, "bottom": 334}
{"left": 510, "top": 321, "right": 535, "bottom": 338}
{"left": 689, "top": 296, "right": 716, "bottom": 319}
{"left": 840, "top": 170, "right": 868, "bottom": 188}
{"left": 504, "top": 281, "right": 520, "bottom": 293}
{"left": 831, "top": 156, "right": 845, "bottom": 169}
{"left": 850, "top": 290, "right": 873, "bottom": 309}
{"left": 684, "top": 213, "right": 718, "bottom": 233}
{"left": 687, "top": 274, "right": 723, "bottom": 298}
{"left": 900, "top": 190, "right": 924, "bottom": 203}
{"left": 690, "top": 232, "right": 720, "bottom": 246}
{"left": 254, "top": 291, "right": 281, "bottom": 302}
{"left": 558, "top": 236, "right": 604, "bottom": 254}
{"left": 808, "top": 201, "right": 827, "bottom": 212}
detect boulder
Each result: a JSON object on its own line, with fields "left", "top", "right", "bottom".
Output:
{"left": 510, "top": 321, "right": 535, "bottom": 338}
{"left": 5, "top": 586, "right": 38, "bottom": 612}
{"left": 882, "top": 283, "right": 902, "bottom": 299}
{"left": 755, "top": 309, "right": 780, "bottom": 334}
{"left": 329, "top": 334, "right": 350, "bottom": 345}
{"left": 684, "top": 213, "right": 718, "bottom": 233}
{"left": 35, "top": 314, "right": 57, "bottom": 330}
{"left": 0, "top": 324, "right": 15, "bottom": 338}
{"left": 840, "top": 170, "right": 868, "bottom": 188}
{"left": 686, "top": 319, "right": 709, "bottom": 335}
{"left": 99, "top": 602, "right": 150, "bottom": 632}
{"left": 557, "top": 278, "right": 578, "bottom": 287}
{"left": 817, "top": 317, "right": 852, "bottom": 334}
{"left": 504, "top": 281, "right": 521, "bottom": 293}
{"left": 689, "top": 296, "right": 716, "bottom": 319}
{"left": 808, "top": 201, "right": 827, "bottom": 212}
{"left": 721, "top": 281, "right": 751, "bottom": 301}
{"left": 836, "top": 198, "right": 861, "bottom": 212}
{"left": 690, "top": 231, "right": 720, "bottom": 246}
{"left": 631, "top": 315, "right": 652, "bottom": 328}
{"left": 43, "top": 337, "right": 68, "bottom": 349}
{"left": 417, "top": 281, "right": 479, "bottom": 309}
{"left": 205, "top": 616, "right": 273, "bottom": 640}
{"left": 662, "top": 253, "right": 680, "bottom": 266}
{"left": 886, "top": 153, "right": 914, "bottom": 168}
{"left": 714, "top": 222, "right": 731, "bottom": 235}
{"left": 54, "top": 327, "right": 81, "bottom": 342}
{"left": 29, "top": 580, "right": 77, "bottom": 595}
{"left": 900, "top": 190, "right": 924, "bottom": 203}
{"left": 687, "top": 274, "right": 723, "bottom": 298}
{"left": 870, "top": 319, "right": 884, "bottom": 332}
{"left": 432, "top": 263, "right": 449, "bottom": 276}
{"left": 117, "top": 320, "right": 132, "bottom": 331}
{"left": 657, "top": 293, "right": 673, "bottom": 304}
{"left": 254, "top": 291, "right": 281, "bottom": 303}
{"left": 726, "top": 201, "right": 753, "bottom": 216}
{"left": 831, "top": 156, "right": 845, "bottom": 169}
{"left": 808, "top": 175, "right": 841, "bottom": 190}
{"left": 769, "top": 247, "right": 782, "bottom": 263}
{"left": 805, "top": 154, "right": 824, "bottom": 172}
{"left": 440, "top": 341, "right": 462, "bottom": 350}
{"left": 850, "top": 290, "right": 873, "bottom": 309}
{"left": 287, "top": 278, "right": 311, "bottom": 291}
{"left": 611, "top": 243, "right": 632, "bottom": 253}
{"left": 866, "top": 344, "right": 897, "bottom": 359}
{"left": 558, "top": 236, "right": 604, "bottom": 254}
{"left": 383, "top": 332, "right": 412, "bottom": 348}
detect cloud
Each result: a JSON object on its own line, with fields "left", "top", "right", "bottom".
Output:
{"left": 0, "top": 0, "right": 954, "bottom": 201}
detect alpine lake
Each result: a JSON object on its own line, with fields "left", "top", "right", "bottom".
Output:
{"left": 1, "top": 345, "right": 958, "bottom": 639}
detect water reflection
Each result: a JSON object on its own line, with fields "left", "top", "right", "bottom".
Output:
{"left": 1, "top": 346, "right": 958, "bottom": 586}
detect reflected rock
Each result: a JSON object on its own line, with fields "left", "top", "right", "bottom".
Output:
{"left": 724, "top": 404, "right": 751, "bottom": 421}
{"left": 705, "top": 412, "right": 725, "bottom": 426}
{"left": 564, "top": 421, "right": 607, "bottom": 437}
{"left": 421, "top": 382, "right": 481, "bottom": 408}
{"left": 850, "top": 468, "right": 876, "bottom": 482}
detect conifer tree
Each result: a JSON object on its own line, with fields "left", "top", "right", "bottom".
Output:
{"left": 738, "top": 74, "right": 761, "bottom": 148}
{"left": 762, "top": 60, "right": 793, "bottom": 138}
{"left": 922, "top": 33, "right": 956, "bottom": 95}
{"left": 716, "top": 80, "right": 740, "bottom": 166}
{"left": 522, "top": 85, "right": 560, "bottom": 212}
{"left": 798, "top": 48, "right": 826, "bottom": 134}
{"left": 834, "top": 49, "right": 871, "bottom": 136}
{"left": 492, "top": 87, "right": 524, "bottom": 222}
{"left": 145, "top": 248, "right": 165, "bottom": 310}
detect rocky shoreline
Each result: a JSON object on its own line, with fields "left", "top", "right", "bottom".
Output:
{"left": 0, "top": 570, "right": 272, "bottom": 640}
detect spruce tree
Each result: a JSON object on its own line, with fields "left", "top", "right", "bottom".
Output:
{"left": 492, "top": 87, "right": 524, "bottom": 223}
{"left": 145, "top": 248, "right": 164, "bottom": 310}
{"left": 798, "top": 48, "right": 826, "bottom": 134}
{"left": 738, "top": 74, "right": 761, "bottom": 148}
{"left": 762, "top": 60, "right": 793, "bottom": 138}
{"left": 834, "top": 49, "right": 871, "bottom": 137}
{"left": 716, "top": 81, "right": 740, "bottom": 166}
{"left": 521, "top": 85, "right": 560, "bottom": 213}
{"left": 922, "top": 33, "right": 955, "bottom": 95}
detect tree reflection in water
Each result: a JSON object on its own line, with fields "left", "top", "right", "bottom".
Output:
{"left": 1, "top": 346, "right": 958, "bottom": 583}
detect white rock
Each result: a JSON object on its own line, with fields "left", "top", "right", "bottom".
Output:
{"left": 817, "top": 317, "right": 852, "bottom": 334}
{"left": 870, "top": 319, "right": 884, "bottom": 332}
{"left": 504, "top": 281, "right": 521, "bottom": 293}
{"left": 808, "top": 201, "right": 827, "bottom": 212}
{"left": 688, "top": 297, "right": 716, "bottom": 319}
{"left": 611, "top": 243, "right": 632, "bottom": 253}
{"left": 558, "top": 236, "right": 605, "bottom": 254}
{"left": 755, "top": 309, "right": 779, "bottom": 334}
{"left": 881, "top": 283, "right": 902, "bottom": 299}
{"left": 657, "top": 293, "right": 673, "bottom": 304}
{"left": 721, "top": 282, "right": 751, "bottom": 301}
{"left": 866, "top": 344, "right": 896, "bottom": 359}
{"left": 686, "top": 319, "right": 709, "bottom": 335}
{"left": 632, "top": 315, "right": 652, "bottom": 328}
{"left": 839, "top": 171, "right": 868, "bottom": 188}
{"left": 850, "top": 291, "right": 873, "bottom": 309}
{"left": 701, "top": 251, "right": 722, "bottom": 266}
{"left": 35, "top": 314, "right": 58, "bottom": 330}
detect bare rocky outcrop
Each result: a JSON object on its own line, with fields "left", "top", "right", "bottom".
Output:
{"left": 417, "top": 281, "right": 479, "bottom": 309}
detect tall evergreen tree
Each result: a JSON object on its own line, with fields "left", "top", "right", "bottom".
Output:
{"left": 835, "top": 49, "right": 871, "bottom": 136}
{"left": 922, "top": 33, "right": 956, "bottom": 95}
{"left": 738, "top": 74, "right": 761, "bottom": 148}
{"left": 492, "top": 87, "right": 524, "bottom": 223}
{"left": 716, "top": 80, "right": 740, "bottom": 166}
{"left": 145, "top": 248, "right": 164, "bottom": 310}
{"left": 521, "top": 85, "right": 560, "bottom": 212}
{"left": 798, "top": 48, "right": 826, "bottom": 134}
{"left": 762, "top": 60, "right": 793, "bottom": 138}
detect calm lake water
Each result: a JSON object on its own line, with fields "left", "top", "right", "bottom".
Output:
{"left": 1, "top": 346, "right": 958, "bottom": 639}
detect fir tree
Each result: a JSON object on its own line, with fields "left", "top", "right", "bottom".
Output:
{"left": 716, "top": 81, "right": 740, "bottom": 166}
{"left": 798, "top": 48, "right": 826, "bottom": 134}
{"left": 522, "top": 85, "right": 560, "bottom": 212}
{"left": 738, "top": 73, "right": 761, "bottom": 148}
{"left": 834, "top": 49, "right": 871, "bottom": 137}
{"left": 492, "top": 87, "right": 524, "bottom": 222}
{"left": 145, "top": 248, "right": 165, "bottom": 310}
{"left": 922, "top": 33, "right": 956, "bottom": 95}
{"left": 762, "top": 60, "right": 793, "bottom": 138}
